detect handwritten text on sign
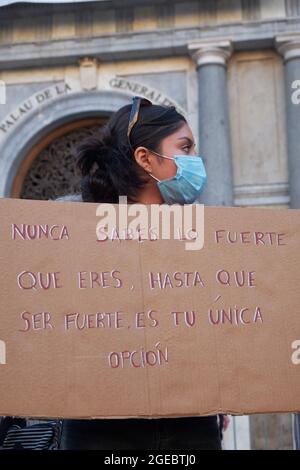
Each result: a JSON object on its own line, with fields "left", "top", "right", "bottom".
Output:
{"left": 0, "top": 199, "right": 299, "bottom": 418}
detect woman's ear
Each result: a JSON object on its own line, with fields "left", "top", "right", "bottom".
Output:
{"left": 134, "top": 146, "right": 153, "bottom": 173}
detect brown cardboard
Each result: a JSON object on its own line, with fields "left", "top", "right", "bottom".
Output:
{"left": 0, "top": 197, "right": 299, "bottom": 419}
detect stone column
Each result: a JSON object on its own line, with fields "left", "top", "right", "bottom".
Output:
{"left": 188, "top": 40, "right": 234, "bottom": 206}
{"left": 276, "top": 35, "right": 300, "bottom": 209}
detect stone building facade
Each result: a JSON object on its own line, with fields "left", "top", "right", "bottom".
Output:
{"left": 0, "top": 0, "right": 299, "bottom": 449}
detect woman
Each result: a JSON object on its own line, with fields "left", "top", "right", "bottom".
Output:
{"left": 61, "top": 96, "right": 223, "bottom": 450}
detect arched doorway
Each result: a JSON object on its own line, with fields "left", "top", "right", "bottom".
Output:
{"left": 11, "top": 117, "right": 107, "bottom": 200}
{"left": 0, "top": 90, "right": 133, "bottom": 197}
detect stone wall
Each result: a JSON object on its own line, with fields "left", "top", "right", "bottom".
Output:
{"left": 0, "top": 0, "right": 297, "bottom": 46}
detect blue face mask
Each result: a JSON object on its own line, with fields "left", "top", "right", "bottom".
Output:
{"left": 148, "top": 151, "right": 207, "bottom": 204}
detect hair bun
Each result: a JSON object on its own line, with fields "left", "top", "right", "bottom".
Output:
{"left": 100, "top": 124, "right": 114, "bottom": 145}
{"left": 75, "top": 125, "right": 114, "bottom": 176}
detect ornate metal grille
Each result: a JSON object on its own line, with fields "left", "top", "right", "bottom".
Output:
{"left": 20, "top": 124, "right": 102, "bottom": 201}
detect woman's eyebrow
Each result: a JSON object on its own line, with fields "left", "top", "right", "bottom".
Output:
{"left": 177, "top": 137, "right": 196, "bottom": 145}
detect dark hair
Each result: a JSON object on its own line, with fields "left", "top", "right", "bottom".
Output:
{"left": 75, "top": 102, "right": 186, "bottom": 203}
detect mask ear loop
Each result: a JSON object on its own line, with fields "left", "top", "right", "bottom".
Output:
{"left": 150, "top": 149, "right": 174, "bottom": 161}
{"left": 148, "top": 172, "right": 160, "bottom": 182}
{"left": 147, "top": 150, "right": 174, "bottom": 182}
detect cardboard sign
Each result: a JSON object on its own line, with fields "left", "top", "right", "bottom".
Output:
{"left": 0, "top": 198, "right": 299, "bottom": 419}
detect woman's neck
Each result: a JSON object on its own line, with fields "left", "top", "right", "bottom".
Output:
{"left": 133, "top": 185, "right": 164, "bottom": 205}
